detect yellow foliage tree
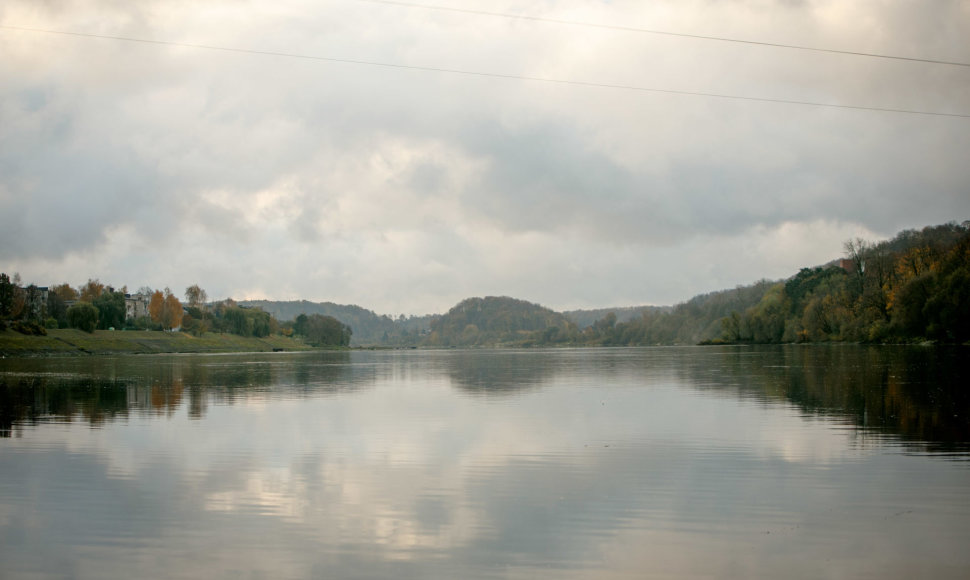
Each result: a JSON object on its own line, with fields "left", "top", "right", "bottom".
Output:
{"left": 163, "top": 292, "right": 184, "bottom": 330}
{"left": 79, "top": 279, "right": 105, "bottom": 302}
{"left": 148, "top": 288, "right": 184, "bottom": 331}
{"left": 886, "top": 246, "right": 941, "bottom": 314}
{"left": 148, "top": 290, "right": 164, "bottom": 324}
{"left": 51, "top": 283, "right": 79, "bottom": 301}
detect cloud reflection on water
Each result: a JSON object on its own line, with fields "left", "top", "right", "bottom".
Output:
{"left": 1, "top": 347, "right": 969, "bottom": 578}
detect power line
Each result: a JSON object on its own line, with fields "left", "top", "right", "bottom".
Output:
{"left": 355, "top": 0, "right": 970, "bottom": 68}
{"left": 2, "top": 24, "right": 968, "bottom": 119}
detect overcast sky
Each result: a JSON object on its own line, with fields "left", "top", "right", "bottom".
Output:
{"left": 2, "top": 0, "right": 968, "bottom": 315}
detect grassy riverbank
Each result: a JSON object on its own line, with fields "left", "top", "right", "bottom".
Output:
{"left": 0, "top": 328, "right": 315, "bottom": 356}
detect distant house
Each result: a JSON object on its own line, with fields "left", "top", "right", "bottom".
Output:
{"left": 125, "top": 293, "right": 150, "bottom": 320}
{"left": 839, "top": 258, "right": 856, "bottom": 274}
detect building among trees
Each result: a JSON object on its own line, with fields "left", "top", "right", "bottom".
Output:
{"left": 125, "top": 293, "right": 150, "bottom": 320}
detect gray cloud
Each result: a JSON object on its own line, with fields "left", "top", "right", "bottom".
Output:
{"left": 1, "top": 0, "right": 968, "bottom": 312}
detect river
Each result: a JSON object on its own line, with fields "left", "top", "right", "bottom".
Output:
{"left": 1, "top": 345, "right": 968, "bottom": 578}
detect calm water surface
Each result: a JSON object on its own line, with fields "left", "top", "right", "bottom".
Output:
{"left": 1, "top": 346, "right": 969, "bottom": 579}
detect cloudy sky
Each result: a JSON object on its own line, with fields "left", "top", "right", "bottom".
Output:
{"left": 1, "top": 0, "right": 968, "bottom": 315}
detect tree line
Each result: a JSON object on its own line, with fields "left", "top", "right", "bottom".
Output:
{"left": 0, "top": 279, "right": 351, "bottom": 347}
{"left": 3, "top": 220, "right": 967, "bottom": 347}
{"left": 582, "top": 221, "right": 970, "bottom": 345}
{"left": 420, "top": 221, "right": 970, "bottom": 347}
{"left": 241, "top": 299, "right": 431, "bottom": 346}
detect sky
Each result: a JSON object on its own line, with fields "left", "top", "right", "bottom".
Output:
{"left": 1, "top": 0, "right": 968, "bottom": 315}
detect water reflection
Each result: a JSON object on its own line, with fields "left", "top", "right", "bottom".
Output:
{"left": 0, "top": 375, "right": 132, "bottom": 433}
{"left": 442, "top": 350, "right": 561, "bottom": 396}
{"left": 1, "top": 347, "right": 970, "bottom": 579}
{"left": 2, "top": 347, "right": 969, "bottom": 449}
{"left": 0, "top": 351, "right": 357, "bottom": 435}
{"left": 679, "top": 345, "right": 970, "bottom": 450}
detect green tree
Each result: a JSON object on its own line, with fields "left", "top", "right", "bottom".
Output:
{"left": 294, "top": 313, "right": 352, "bottom": 346}
{"left": 217, "top": 304, "right": 273, "bottom": 337}
{"left": 0, "top": 272, "right": 26, "bottom": 321}
{"left": 46, "top": 283, "right": 77, "bottom": 328}
{"left": 720, "top": 311, "right": 741, "bottom": 342}
{"left": 293, "top": 313, "right": 309, "bottom": 336}
{"left": 67, "top": 302, "right": 99, "bottom": 333}
{"left": 921, "top": 236, "right": 970, "bottom": 342}
{"left": 184, "top": 284, "right": 209, "bottom": 334}
{"left": 93, "top": 289, "right": 126, "bottom": 330}
{"left": 0, "top": 273, "right": 13, "bottom": 319}
{"left": 924, "top": 268, "right": 970, "bottom": 342}
{"left": 740, "top": 283, "right": 787, "bottom": 343}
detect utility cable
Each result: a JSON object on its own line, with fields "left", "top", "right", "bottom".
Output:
{"left": 355, "top": 0, "right": 970, "bottom": 68}
{"left": 2, "top": 24, "right": 968, "bottom": 119}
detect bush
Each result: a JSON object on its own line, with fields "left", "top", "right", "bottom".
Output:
{"left": 12, "top": 320, "right": 47, "bottom": 336}
{"left": 67, "top": 302, "right": 99, "bottom": 333}
{"left": 128, "top": 316, "right": 158, "bottom": 331}
{"left": 294, "top": 313, "right": 352, "bottom": 347}
{"left": 44, "top": 317, "right": 58, "bottom": 329}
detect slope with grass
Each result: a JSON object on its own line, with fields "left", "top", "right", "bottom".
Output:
{"left": 0, "top": 329, "right": 314, "bottom": 357}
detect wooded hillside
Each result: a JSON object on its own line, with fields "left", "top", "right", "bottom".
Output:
{"left": 426, "top": 296, "right": 577, "bottom": 347}
{"left": 597, "top": 221, "right": 970, "bottom": 345}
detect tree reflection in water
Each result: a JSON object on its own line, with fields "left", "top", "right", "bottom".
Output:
{"left": 1, "top": 347, "right": 968, "bottom": 449}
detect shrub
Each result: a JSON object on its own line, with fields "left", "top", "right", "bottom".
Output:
{"left": 12, "top": 320, "right": 47, "bottom": 336}
{"left": 67, "top": 302, "right": 99, "bottom": 333}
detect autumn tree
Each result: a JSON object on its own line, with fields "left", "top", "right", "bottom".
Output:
{"left": 52, "top": 283, "right": 78, "bottom": 301}
{"left": 149, "top": 288, "right": 184, "bottom": 331}
{"left": 79, "top": 279, "right": 106, "bottom": 302}
{"left": 148, "top": 290, "right": 164, "bottom": 323}
{"left": 184, "top": 284, "right": 207, "bottom": 309}
{"left": 164, "top": 292, "right": 184, "bottom": 330}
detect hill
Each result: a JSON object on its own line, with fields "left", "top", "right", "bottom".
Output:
{"left": 601, "top": 221, "right": 970, "bottom": 345}
{"left": 6, "top": 221, "right": 962, "bottom": 351}
{"left": 429, "top": 221, "right": 970, "bottom": 346}
{"left": 426, "top": 296, "right": 577, "bottom": 347}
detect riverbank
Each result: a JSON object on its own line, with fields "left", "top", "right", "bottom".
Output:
{"left": 0, "top": 328, "right": 316, "bottom": 356}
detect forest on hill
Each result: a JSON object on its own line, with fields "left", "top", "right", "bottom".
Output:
{"left": 425, "top": 296, "right": 576, "bottom": 347}
{"left": 242, "top": 221, "right": 970, "bottom": 347}
{"left": 413, "top": 221, "right": 970, "bottom": 347}
{"left": 596, "top": 221, "right": 970, "bottom": 345}
{"left": 8, "top": 221, "right": 965, "bottom": 350}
